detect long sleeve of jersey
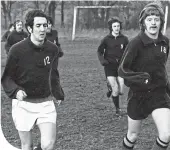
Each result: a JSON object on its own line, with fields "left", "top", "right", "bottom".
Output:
{"left": 1, "top": 31, "right": 9, "bottom": 42}
{"left": 55, "top": 31, "right": 64, "bottom": 57}
{"left": 50, "top": 55, "right": 64, "bottom": 100}
{"left": 97, "top": 38, "right": 109, "bottom": 66}
{"left": 55, "top": 36, "right": 60, "bottom": 47}
{"left": 118, "top": 40, "right": 151, "bottom": 88}
{"left": 5, "top": 35, "right": 13, "bottom": 54}
{"left": 58, "top": 46, "right": 64, "bottom": 57}
{"left": 1, "top": 54, "right": 25, "bottom": 99}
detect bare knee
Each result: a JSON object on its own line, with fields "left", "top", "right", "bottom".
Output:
{"left": 41, "top": 140, "right": 55, "bottom": 150}
{"left": 111, "top": 84, "right": 119, "bottom": 96}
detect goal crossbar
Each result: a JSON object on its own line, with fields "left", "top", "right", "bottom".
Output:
{"left": 72, "top": 5, "right": 169, "bottom": 40}
{"left": 74, "top": 6, "right": 127, "bottom": 9}
{"left": 72, "top": 5, "right": 127, "bottom": 40}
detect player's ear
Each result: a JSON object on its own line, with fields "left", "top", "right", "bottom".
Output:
{"left": 27, "top": 26, "right": 32, "bottom": 34}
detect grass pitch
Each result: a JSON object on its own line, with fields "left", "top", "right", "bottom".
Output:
{"left": 1, "top": 32, "right": 170, "bottom": 150}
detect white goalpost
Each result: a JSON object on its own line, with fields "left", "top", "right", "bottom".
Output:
{"left": 163, "top": 5, "right": 169, "bottom": 35}
{"left": 72, "top": 5, "right": 169, "bottom": 40}
{"left": 72, "top": 6, "right": 127, "bottom": 40}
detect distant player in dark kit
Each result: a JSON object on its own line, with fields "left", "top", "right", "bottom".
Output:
{"left": 97, "top": 17, "right": 129, "bottom": 116}
{"left": 118, "top": 2, "right": 170, "bottom": 150}
{"left": 46, "top": 16, "right": 64, "bottom": 57}
{"left": 1, "top": 10, "right": 64, "bottom": 150}
{"left": 5, "top": 20, "right": 28, "bottom": 54}
{"left": 1, "top": 23, "right": 14, "bottom": 42}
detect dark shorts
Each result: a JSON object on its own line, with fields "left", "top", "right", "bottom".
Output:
{"left": 127, "top": 88, "right": 170, "bottom": 120}
{"left": 104, "top": 64, "right": 118, "bottom": 77}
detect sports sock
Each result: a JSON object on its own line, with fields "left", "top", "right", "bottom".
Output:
{"left": 112, "top": 96, "right": 119, "bottom": 109}
{"left": 151, "top": 137, "right": 169, "bottom": 150}
{"left": 122, "top": 135, "right": 136, "bottom": 149}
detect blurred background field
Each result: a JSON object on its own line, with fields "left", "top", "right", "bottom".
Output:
{"left": 1, "top": 1, "right": 170, "bottom": 150}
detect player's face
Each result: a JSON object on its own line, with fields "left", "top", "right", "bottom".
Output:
{"left": 32, "top": 17, "right": 48, "bottom": 42}
{"left": 144, "top": 15, "right": 161, "bottom": 36}
{"left": 112, "top": 22, "right": 120, "bottom": 35}
{"left": 47, "top": 22, "right": 52, "bottom": 33}
{"left": 16, "top": 22, "right": 23, "bottom": 32}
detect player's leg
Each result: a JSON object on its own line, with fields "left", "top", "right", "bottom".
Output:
{"left": 38, "top": 123, "right": 56, "bottom": 150}
{"left": 18, "top": 131, "right": 33, "bottom": 150}
{"left": 117, "top": 76, "right": 124, "bottom": 95}
{"left": 12, "top": 99, "right": 38, "bottom": 150}
{"left": 151, "top": 108, "right": 170, "bottom": 150}
{"left": 107, "top": 76, "right": 119, "bottom": 97}
{"left": 36, "top": 100, "right": 57, "bottom": 150}
{"left": 104, "top": 65, "right": 117, "bottom": 98}
{"left": 122, "top": 116, "right": 141, "bottom": 149}
{"left": 106, "top": 80, "right": 112, "bottom": 98}
{"left": 107, "top": 76, "right": 120, "bottom": 114}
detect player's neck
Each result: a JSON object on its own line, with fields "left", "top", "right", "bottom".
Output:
{"left": 111, "top": 31, "right": 119, "bottom": 37}
{"left": 144, "top": 30, "right": 159, "bottom": 40}
{"left": 30, "top": 35, "right": 44, "bottom": 47}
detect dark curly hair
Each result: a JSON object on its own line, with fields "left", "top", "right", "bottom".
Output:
{"left": 8, "top": 23, "right": 14, "bottom": 30}
{"left": 25, "top": 9, "right": 47, "bottom": 32}
{"left": 47, "top": 16, "right": 54, "bottom": 26}
{"left": 108, "top": 17, "right": 122, "bottom": 33}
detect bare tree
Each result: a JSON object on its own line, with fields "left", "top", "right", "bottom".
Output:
{"left": 32, "top": 0, "right": 56, "bottom": 24}
{"left": 43, "top": 1, "right": 52, "bottom": 14}
{"left": 1, "top": 1, "right": 16, "bottom": 28}
{"left": 61, "top": 0, "right": 65, "bottom": 27}
{"left": 33, "top": 0, "right": 39, "bottom": 9}
{"left": 76, "top": 1, "right": 80, "bottom": 28}
{"left": 48, "top": 1, "right": 56, "bottom": 24}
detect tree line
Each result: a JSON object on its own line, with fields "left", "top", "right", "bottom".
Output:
{"left": 1, "top": 1, "right": 170, "bottom": 30}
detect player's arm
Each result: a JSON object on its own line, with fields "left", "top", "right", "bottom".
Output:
{"left": 97, "top": 38, "right": 109, "bottom": 66}
{"left": 58, "top": 45, "right": 64, "bottom": 57}
{"left": 1, "top": 31, "right": 8, "bottom": 42}
{"left": 118, "top": 40, "right": 151, "bottom": 87}
{"left": 124, "top": 36, "right": 129, "bottom": 48}
{"left": 55, "top": 31, "right": 64, "bottom": 57}
{"left": 5, "top": 34, "right": 14, "bottom": 54}
{"left": 50, "top": 51, "right": 64, "bottom": 101}
{"left": 1, "top": 50, "right": 25, "bottom": 99}
{"left": 165, "top": 38, "right": 170, "bottom": 95}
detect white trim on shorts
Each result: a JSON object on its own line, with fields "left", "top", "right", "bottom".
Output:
{"left": 12, "top": 99, "right": 57, "bottom": 131}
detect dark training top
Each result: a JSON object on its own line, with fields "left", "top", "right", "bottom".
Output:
{"left": 46, "top": 29, "right": 60, "bottom": 47}
{"left": 46, "top": 29, "right": 64, "bottom": 57}
{"left": 97, "top": 33, "right": 129, "bottom": 67}
{"left": 118, "top": 31, "right": 169, "bottom": 92}
{"left": 1, "top": 36, "right": 64, "bottom": 101}
{"left": 1, "top": 31, "right": 11, "bottom": 42}
{"left": 5, "top": 30, "right": 28, "bottom": 54}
